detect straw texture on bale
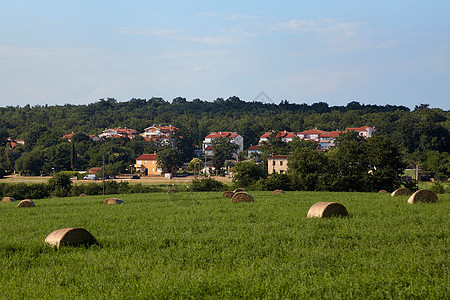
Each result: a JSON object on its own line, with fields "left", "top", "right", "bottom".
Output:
{"left": 231, "top": 192, "right": 254, "bottom": 203}
{"left": 17, "top": 199, "right": 35, "bottom": 207}
{"left": 378, "top": 190, "right": 388, "bottom": 193}
{"left": 391, "top": 187, "right": 412, "bottom": 197}
{"left": 222, "top": 191, "right": 234, "bottom": 198}
{"left": 233, "top": 188, "right": 246, "bottom": 193}
{"left": 272, "top": 190, "right": 285, "bottom": 194}
{"left": 79, "top": 193, "right": 87, "bottom": 197}
{"left": 168, "top": 188, "right": 178, "bottom": 193}
{"left": 1, "top": 197, "right": 16, "bottom": 202}
{"left": 103, "top": 198, "right": 123, "bottom": 205}
{"left": 45, "top": 228, "right": 97, "bottom": 249}
{"left": 307, "top": 202, "right": 348, "bottom": 218}
{"left": 407, "top": 189, "right": 438, "bottom": 204}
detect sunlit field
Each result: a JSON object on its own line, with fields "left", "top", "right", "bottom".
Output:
{"left": 0, "top": 191, "right": 448, "bottom": 299}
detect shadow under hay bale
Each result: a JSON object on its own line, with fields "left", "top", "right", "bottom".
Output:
{"left": 17, "top": 199, "right": 35, "bottom": 207}
{"left": 1, "top": 197, "right": 16, "bottom": 202}
{"left": 233, "top": 188, "right": 246, "bottom": 193}
{"left": 222, "top": 191, "right": 234, "bottom": 198}
{"left": 272, "top": 190, "right": 285, "bottom": 194}
{"left": 407, "top": 189, "right": 438, "bottom": 204}
{"left": 103, "top": 198, "right": 123, "bottom": 205}
{"left": 307, "top": 202, "right": 348, "bottom": 218}
{"left": 391, "top": 187, "right": 412, "bottom": 197}
{"left": 378, "top": 190, "right": 388, "bottom": 193}
{"left": 45, "top": 228, "right": 97, "bottom": 249}
{"left": 231, "top": 192, "right": 254, "bottom": 203}
{"left": 168, "top": 188, "right": 178, "bottom": 193}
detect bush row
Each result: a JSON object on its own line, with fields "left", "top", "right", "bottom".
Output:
{"left": 0, "top": 180, "right": 167, "bottom": 200}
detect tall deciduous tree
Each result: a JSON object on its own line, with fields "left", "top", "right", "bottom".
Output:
{"left": 211, "top": 137, "right": 239, "bottom": 174}
{"left": 157, "top": 147, "right": 182, "bottom": 174}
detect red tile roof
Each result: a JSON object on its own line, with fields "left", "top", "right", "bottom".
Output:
{"left": 321, "top": 131, "right": 346, "bottom": 138}
{"left": 346, "top": 126, "right": 374, "bottom": 132}
{"left": 137, "top": 154, "right": 157, "bottom": 160}
{"left": 205, "top": 132, "right": 239, "bottom": 139}
{"left": 269, "top": 155, "right": 291, "bottom": 159}
{"left": 62, "top": 132, "right": 75, "bottom": 140}
{"left": 248, "top": 145, "right": 260, "bottom": 150}
{"left": 299, "top": 129, "right": 327, "bottom": 135}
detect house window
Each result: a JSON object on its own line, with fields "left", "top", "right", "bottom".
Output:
{"left": 280, "top": 170, "right": 284, "bottom": 174}
{"left": 273, "top": 161, "right": 276, "bottom": 166}
{"left": 280, "top": 161, "right": 283, "bottom": 166}
{"left": 152, "top": 168, "right": 155, "bottom": 172}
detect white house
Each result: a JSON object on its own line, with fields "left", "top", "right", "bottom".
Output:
{"left": 202, "top": 132, "right": 244, "bottom": 154}
{"left": 346, "top": 126, "right": 376, "bottom": 138}
{"left": 99, "top": 128, "right": 138, "bottom": 139}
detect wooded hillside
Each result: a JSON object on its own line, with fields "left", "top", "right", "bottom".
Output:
{"left": 0, "top": 97, "right": 448, "bottom": 177}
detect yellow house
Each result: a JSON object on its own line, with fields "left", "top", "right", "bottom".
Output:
{"left": 135, "top": 153, "right": 162, "bottom": 176}
{"left": 267, "top": 155, "right": 290, "bottom": 174}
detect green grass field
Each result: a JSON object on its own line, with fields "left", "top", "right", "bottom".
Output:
{"left": 1, "top": 191, "right": 448, "bottom": 299}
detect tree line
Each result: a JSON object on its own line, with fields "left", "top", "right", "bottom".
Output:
{"left": 0, "top": 97, "right": 448, "bottom": 179}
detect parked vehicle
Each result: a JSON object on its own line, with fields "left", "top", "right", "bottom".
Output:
{"left": 130, "top": 175, "right": 140, "bottom": 179}
{"left": 83, "top": 174, "right": 99, "bottom": 180}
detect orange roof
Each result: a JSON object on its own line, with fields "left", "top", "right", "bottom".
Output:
{"left": 269, "top": 155, "right": 291, "bottom": 159}
{"left": 88, "top": 167, "right": 102, "bottom": 174}
{"left": 321, "top": 131, "right": 346, "bottom": 138}
{"left": 298, "top": 129, "right": 327, "bottom": 135}
{"left": 260, "top": 131, "right": 296, "bottom": 139}
{"left": 205, "top": 132, "right": 239, "bottom": 139}
{"left": 62, "top": 132, "right": 75, "bottom": 139}
{"left": 346, "top": 126, "right": 374, "bottom": 132}
{"left": 137, "top": 154, "right": 157, "bottom": 160}
{"left": 145, "top": 125, "right": 178, "bottom": 131}
{"left": 248, "top": 145, "right": 260, "bottom": 150}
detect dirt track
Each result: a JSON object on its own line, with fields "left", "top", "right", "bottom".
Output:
{"left": 2, "top": 174, "right": 233, "bottom": 186}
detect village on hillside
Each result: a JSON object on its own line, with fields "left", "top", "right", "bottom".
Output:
{"left": 52, "top": 125, "right": 376, "bottom": 177}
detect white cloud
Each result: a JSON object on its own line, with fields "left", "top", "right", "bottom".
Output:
{"left": 270, "top": 18, "right": 360, "bottom": 36}
{"left": 198, "top": 11, "right": 261, "bottom": 21}
{"left": 119, "top": 28, "right": 238, "bottom": 45}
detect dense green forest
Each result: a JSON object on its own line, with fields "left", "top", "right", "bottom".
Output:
{"left": 0, "top": 97, "right": 448, "bottom": 178}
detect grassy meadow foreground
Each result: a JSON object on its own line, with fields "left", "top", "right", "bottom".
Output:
{"left": 0, "top": 191, "right": 448, "bottom": 299}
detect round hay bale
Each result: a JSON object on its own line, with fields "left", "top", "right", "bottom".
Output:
{"left": 307, "top": 202, "right": 348, "bottom": 218}
{"left": 231, "top": 192, "right": 254, "bottom": 203}
{"left": 168, "top": 188, "right": 178, "bottom": 193}
{"left": 407, "top": 189, "right": 438, "bottom": 204}
{"left": 103, "top": 198, "right": 123, "bottom": 205}
{"left": 378, "top": 190, "right": 388, "bottom": 193}
{"left": 79, "top": 193, "right": 87, "bottom": 197}
{"left": 45, "top": 228, "right": 97, "bottom": 249}
{"left": 1, "top": 196, "right": 16, "bottom": 202}
{"left": 222, "top": 191, "right": 234, "bottom": 198}
{"left": 17, "top": 199, "right": 35, "bottom": 208}
{"left": 391, "top": 187, "right": 412, "bottom": 197}
{"left": 233, "top": 188, "right": 246, "bottom": 193}
{"left": 272, "top": 189, "right": 285, "bottom": 194}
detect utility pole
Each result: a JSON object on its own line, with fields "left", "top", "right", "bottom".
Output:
{"left": 415, "top": 161, "right": 419, "bottom": 182}
{"left": 102, "top": 154, "right": 105, "bottom": 195}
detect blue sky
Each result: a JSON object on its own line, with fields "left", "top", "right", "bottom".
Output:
{"left": 1, "top": 0, "right": 449, "bottom": 109}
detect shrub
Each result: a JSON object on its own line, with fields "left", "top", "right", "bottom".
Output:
{"left": 48, "top": 172, "right": 72, "bottom": 195}
{"left": 261, "top": 173, "right": 292, "bottom": 191}
{"left": 429, "top": 182, "right": 446, "bottom": 194}
{"left": 0, "top": 183, "right": 49, "bottom": 200}
{"left": 402, "top": 180, "right": 418, "bottom": 192}
{"left": 190, "top": 178, "right": 225, "bottom": 192}
{"left": 232, "top": 161, "right": 266, "bottom": 188}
